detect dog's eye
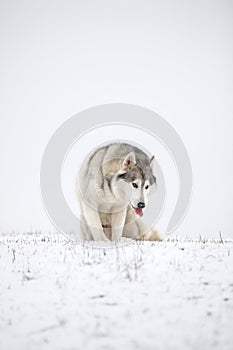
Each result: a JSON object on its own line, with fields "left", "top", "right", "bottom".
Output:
{"left": 145, "top": 185, "right": 149, "bottom": 190}
{"left": 132, "top": 183, "right": 138, "bottom": 188}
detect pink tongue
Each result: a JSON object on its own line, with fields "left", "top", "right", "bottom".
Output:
{"left": 134, "top": 208, "right": 143, "bottom": 217}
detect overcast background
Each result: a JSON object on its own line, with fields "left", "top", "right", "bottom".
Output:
{"left": 0, "top": 0, "right": 232, "bottom": 238}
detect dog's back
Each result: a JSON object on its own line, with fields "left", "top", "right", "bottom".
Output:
{"left": 79, "top": 142, "right": 152, "bottom": 184}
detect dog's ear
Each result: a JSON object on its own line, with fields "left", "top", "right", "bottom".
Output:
{"left": 150, "top": 155, "right": 155, "bottom": 169}
{"left": 121, "top": 152, "right": 136, "bottom": 170}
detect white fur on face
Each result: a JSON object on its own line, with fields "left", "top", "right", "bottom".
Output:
{"left": 130, "top": 179, "right": 141, "bottom": 208}
{"left": 130, "top": 179, "right": 151, "bottom": 208}
{"left": 142, "top": 180, "right": 150, "bottom": 207}
{"left": 116, "top": 174, "right": 156, "bottom": 210}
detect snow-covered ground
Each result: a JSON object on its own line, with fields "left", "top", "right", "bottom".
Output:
{"left": 0, "top": 233, "right": 232, "bottom": 350}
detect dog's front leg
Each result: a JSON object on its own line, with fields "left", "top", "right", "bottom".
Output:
{"left": 111, "top": 208, "right": 127, "bottom": 241}
{"left": 82, "top": 202, "right": 109, "bottom": 242}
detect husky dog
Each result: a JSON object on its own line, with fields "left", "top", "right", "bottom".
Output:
{"left": 76, "top": 143, "right": 162, "bottom": 242}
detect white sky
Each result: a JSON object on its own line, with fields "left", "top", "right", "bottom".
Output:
{"left": 0, "top": 0, "right": 233, "bottom": 238}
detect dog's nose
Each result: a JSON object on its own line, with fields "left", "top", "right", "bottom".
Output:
{"left": 137, "top": 202, "right": 145, "bottom": 209}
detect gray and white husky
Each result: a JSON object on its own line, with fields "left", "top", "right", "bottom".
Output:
{"left": 76, "top": 142, "right": 162, "bottom": 242}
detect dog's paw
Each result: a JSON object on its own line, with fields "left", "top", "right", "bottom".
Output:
{"left": 139, "top": 228, "right": 164, "bottom": 241}
{"left": 95, "top": 237, "right": 110, "bottom": 242}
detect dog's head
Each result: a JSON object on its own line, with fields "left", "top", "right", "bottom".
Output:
{"left": 117, "top": 152, "right": 157, "bottom": 217}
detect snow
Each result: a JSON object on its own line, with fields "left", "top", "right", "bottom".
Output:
{"left": 0, "top": 233, "right": 232, "bottom": 350}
